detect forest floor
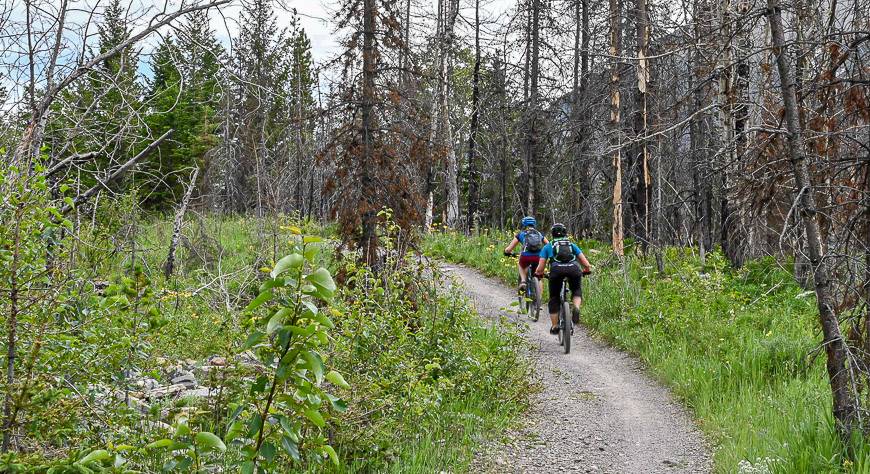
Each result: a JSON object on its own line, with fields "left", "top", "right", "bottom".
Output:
{"left": 442, "top": 263, "right": 711, "bottom": 473}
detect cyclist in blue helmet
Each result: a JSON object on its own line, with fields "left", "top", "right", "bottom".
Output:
{"left": 503, "top": 216, "right": 548, "bottom": 300}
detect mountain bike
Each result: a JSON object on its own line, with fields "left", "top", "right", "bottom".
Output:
{"left": 544, "top": 269, "right": 590, "bottom": 355}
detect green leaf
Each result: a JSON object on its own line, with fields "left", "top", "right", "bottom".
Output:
{"left": 259, "top": 278, "right": 286, "bottom": 293}
{"left": 325, "top": 370, "right": 350, "bottom": 389}
{"left": 78, "top": 449, "right": 111, "bottom": 465}
{"left": 175, "top": 421, "right": 191, "bottom": 438}
{"left": 302, "top": 300, "right": 319, "bottom": 316}
{"left": 261, "top": 441, "right": 277, "bottom": 462}
{"left": 327, "top": 394, "right": 348, "bottom": 412}
{"left": 267, "top": 308, "right": 291, "bottom": 335}
{"left": 243, "top": 331, "right": 265, "bottom": 350}
{"left": 225, "top": 421, "right": 244, "bottom": 442}
{"left": 145, "top": 439, "right": 173, "bottom": 449}
{"left": 322, "top": 444, "right": 340, "bottom": 466}
{"left": 304, "top": 408, "right": 326, "bottom": 427}
{"left": 240, "top": 461, "right": 255, "bottom": 474}
{"left": 303, "top": 235, "right": 323, "bottom": 244}
{"left": 281, "top": 436, "right": 301, "bottom": 461}
{"left": 271, "top": 254, "right": 304, "bottom": 278}
{"left": 194, "top": 432, "right": 226, "bottom": 452}
{"left": 245, "top": 290, "right": 273, "bottom": 312}
{"left": 303, "top": 351, "right": 325, "bottom": 384}
{"left": 304, "top": 245, "right": 320, "bottom": 262}
{"left": 305, "top": 268, "right": 336, "bottom": 299}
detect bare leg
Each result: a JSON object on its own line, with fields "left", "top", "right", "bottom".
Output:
{"left": 550, "top": 312, "right": 558, "bottom": 329}
{"left": 517, "top": 261, "right": 527, "bottom": 285}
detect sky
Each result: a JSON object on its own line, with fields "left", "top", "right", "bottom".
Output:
{"left": 0, "top": 0, "right": 518, "bottom": 108}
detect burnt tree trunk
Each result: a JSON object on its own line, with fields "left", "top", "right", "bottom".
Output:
{"left": 466, "top": 0, "right": 481, "bottom": 231}
{"left": 766, "top": 0, "right": 859, "bottom": 437}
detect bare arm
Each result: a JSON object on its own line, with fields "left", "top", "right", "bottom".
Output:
{"left": 504, "top": 237, "right": 520, "bottom": 254}
{"left": 535, "top": 258, "right": 547, "bottom": 277}
{"left": 578, "top": 253, "right": 592, "bottom": 272}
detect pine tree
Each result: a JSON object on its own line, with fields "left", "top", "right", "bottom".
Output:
{"left": 144, "top": 10, "right": 224, "bottom": 208}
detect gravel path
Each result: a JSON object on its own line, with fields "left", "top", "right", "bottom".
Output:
{"left": 441, "top": 264, "right": 711, "bottom": 473}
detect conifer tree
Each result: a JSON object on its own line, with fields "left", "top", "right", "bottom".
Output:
{"left": 145, "top": 10, "right": 224, "bottom": 208}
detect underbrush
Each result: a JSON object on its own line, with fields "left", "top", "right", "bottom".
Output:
{"left": 424, "top": 229, "right": 870, "bottom": 473}
{"left": 2, "top": 215, "right": 533, "bottom": 472}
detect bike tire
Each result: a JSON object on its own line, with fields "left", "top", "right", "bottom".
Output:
{"left": 517, "top": 276, "right": 526, "bottom": 313}
{"left": 558, "top": 306, "right": 564, "bottom": 346}
{"left": 528, "top": 276, "right": 539, "bottom": 321}
{"left": 562, "top": 301, "right": 572, "bottom": 354}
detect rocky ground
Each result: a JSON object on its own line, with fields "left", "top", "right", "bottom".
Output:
{"left": 442, "top": 264, "right": 712, "bottom": 473}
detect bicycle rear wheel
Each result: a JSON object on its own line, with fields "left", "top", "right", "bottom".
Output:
{"left": 528, "top": 276, "right": 539, "bottom": 321}
{"left": 562, "top": 301, "right": 572, "bottom": 354}
{"left": 517, "top": 276, "right": 526, "bottom": 312}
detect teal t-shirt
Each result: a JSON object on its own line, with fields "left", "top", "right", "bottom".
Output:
{"left": 539, "top": 241, "right": 582, "bottom": 261}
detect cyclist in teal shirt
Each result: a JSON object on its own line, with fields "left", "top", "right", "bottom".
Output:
{"left": 535, "top": 223, "right": 592, "bottom": 334}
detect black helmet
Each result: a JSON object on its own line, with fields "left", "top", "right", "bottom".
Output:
{"left": 551, "top": 223, "right": 567, "bottom": 238}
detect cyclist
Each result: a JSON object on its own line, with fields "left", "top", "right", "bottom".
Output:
{"left": 534, "top": 223, "right": 592, "bottom": 334}
{"left": 503, "top": 216, "right": 547, "bottom": 302}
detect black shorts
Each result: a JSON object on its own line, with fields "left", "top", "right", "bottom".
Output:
{"left": 547, "top": 262, "right": 582, "bottom": 314}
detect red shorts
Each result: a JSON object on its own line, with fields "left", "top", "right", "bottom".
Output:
{"left": 518, "top": 255, "right": 540, "bottom": 269}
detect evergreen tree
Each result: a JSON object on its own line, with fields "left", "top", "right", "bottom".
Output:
{"left": 144, "top": 10, "right": 224, "bottom": 208}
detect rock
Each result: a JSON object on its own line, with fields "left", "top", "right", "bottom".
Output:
{"left": 208, "top": 356, "right": 228, "bottom": 367}
{"left": 143, "top": 420, "right": 172, "bottom": 432}
{"left": 135, "top": 378, "right": 160, "bottom": 391}
{"left": 171, "top": 373, "right": 197, "bottom": 389}
{"left": 237, "top": 351, "right": 262, "bottom": 367}
{"left": 183, "top": 387, "right": 214, "bottom": 399}
{"left": 147, "top": 383, "right": 187, "bottom": 399}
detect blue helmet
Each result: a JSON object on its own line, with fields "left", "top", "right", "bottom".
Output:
{"left": 520, "top": 216, "right": 537, "bottom": 228}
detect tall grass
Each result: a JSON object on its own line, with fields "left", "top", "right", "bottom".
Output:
{"left": 424, "top": 229, "right": 870, "bottom": 473}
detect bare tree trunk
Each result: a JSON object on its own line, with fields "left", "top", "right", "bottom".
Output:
{"left": 2, "top": 209, "right": 22, "bottom": 452}
{"left": 690, "top": 0, "right": 708, "bottom": 265}
{"left": 525, "top": 0, "right": 541, "bottom": 216}
{"left": 466, "top": 0, "right": 482, "bottom": 232}
{"left": 610, "top": 0, "right": 624, "bottom": 258}
{"left": 360, "top": 0, "right": 378, "bottom": 264}
{"left": 442, "top": 0, "right": 460, "bottom": 228}
{"left": 766, "top": 0, "right": 859, "bottom": 437}
{"left": 634, "top": 0, "right": 651, "bottom": 253}
{"left": 164, "top": 168, "right": 200, "bottom": 279}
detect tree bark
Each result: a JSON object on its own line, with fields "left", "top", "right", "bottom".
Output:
{"left": 442, "top": 0, "right": 460, "bottom": 228}
{"left": 610, "top": 0, "right": 624, "bottom": 258}
{"left": 633, "top": 0, "right": 651, "bottom": 253}
{"left": 360, "top": 0, "right": 378, "bottom": 264}
{"left": 466, "top": 0, "right": 482, "bottom": 232}
{"left": 525, "top": 0, "right": 541, "bottom": 216}
{"left": 766, "top": 0, "right": 859, "bottom": 437}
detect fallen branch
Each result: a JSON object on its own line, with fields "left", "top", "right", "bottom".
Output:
{"left": 45, "top": 151, "right": 98, "bottom": 178}
{"left": 61, "top": 129, "right": 174, "bottom": 215}
{"left": 164, "top": 167, "right": 200, "bottom": 279}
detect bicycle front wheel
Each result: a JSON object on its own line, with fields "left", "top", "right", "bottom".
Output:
{"left": 562, "top": 301, "right": 572, "bottom": 354}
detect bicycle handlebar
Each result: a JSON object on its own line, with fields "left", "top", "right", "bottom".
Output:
{"left": 537, "top": 269, "right": 592, "bottom": 279}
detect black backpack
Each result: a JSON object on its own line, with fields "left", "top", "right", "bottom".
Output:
{"left": 552, "top": 238, "right": 575, "bottom": 263}
{"left": 523, "top": 229, "right": 544, "bottom": 252}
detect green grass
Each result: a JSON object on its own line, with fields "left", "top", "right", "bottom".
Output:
{"left": 424, "top": 229, "right": 870, "bottom": 473}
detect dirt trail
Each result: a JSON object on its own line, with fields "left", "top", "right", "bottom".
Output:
{"left": 441, "top": 264, "right": 711, "bottom": 473}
